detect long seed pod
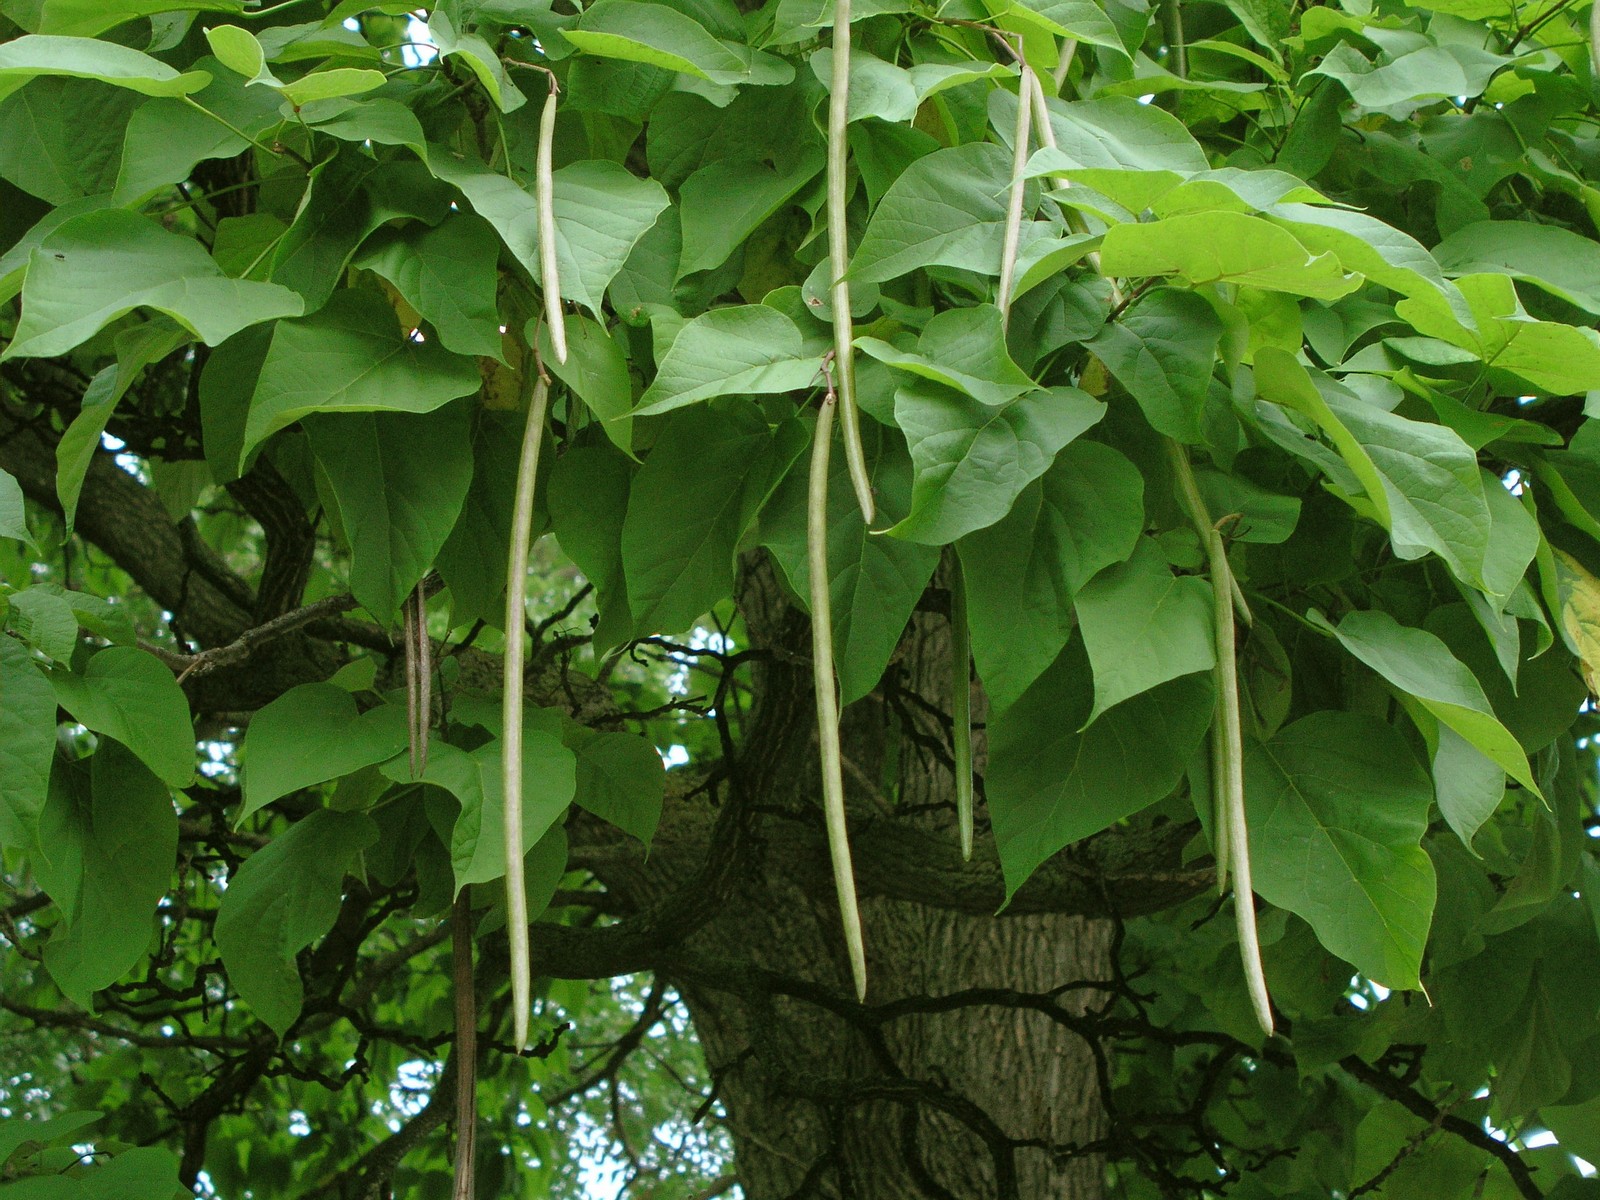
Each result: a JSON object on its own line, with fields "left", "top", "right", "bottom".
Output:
{"left": 996, "top": 57, "right": 1034, "bottom": 325}
{"left": 809, "top": 384, "right": 868, "bottom": 1000}
{"left": 451, "top": 892, "right": 478, "bottom": 1200}
{"left": 1165, "top": 438, "right": 1252, "bottom": 625}
{"left": 535, "top": 83, "right": 567, "bottom": 367}
{"left": 1209, "top": 527, "right": 1273, "bottom": 1037}
{"left": 1052, "top": 37, "right": 1078, "bottom": 92}
{"left": 413, "top": 581, "right": 432, "bottom": 776}
{"left": 827, "top": 0, "right": 875, "bottom": 525}
{"left": 403, "top": 592, "right": 421, "bottom": 779}
{"left": 502, "top": 371, "right": 551, "bottom": 1052}
{"left": 949, "top": 555, "right": 974, "bottom": 861}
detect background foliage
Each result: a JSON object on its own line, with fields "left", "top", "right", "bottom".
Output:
{"left": 2, "top": 0, "right": 1600, "bottom": 1195}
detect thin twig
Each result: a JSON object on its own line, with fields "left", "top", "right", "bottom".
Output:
{"left": 171, "top": 594, "right": 359, "bottom": 683}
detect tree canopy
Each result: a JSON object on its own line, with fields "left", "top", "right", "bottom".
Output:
{"left": 2, "top": 0, "right": 1600, "bottom": 1196}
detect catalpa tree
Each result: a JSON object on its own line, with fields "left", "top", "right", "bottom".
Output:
{"left": 1, "top": 0, "right": 1599, "bottom": 1196}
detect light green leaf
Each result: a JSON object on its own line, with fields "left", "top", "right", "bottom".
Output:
{"left": 1099, "top": 212, "right": 1359, "bottom": 299}
{"left": 1086, "top": 288, "right": 1220, "bottom": 443}
{"left": 851, "top": 142, "right": 1014, "bottom": 283}
{"left": 0, "top": 635, "right": 58, "bottom": 852}
{"left": 625, "top": 404, "right": 803, "bottom": 634}
{"left": 429, "top": 8, "right": 525, "bottom": 112}
{"left": 1074, "top": 536, "right": 1215, "bottom": 724}
{"left": 1026, "top": 94, "right": 1208, "bottom": 173}
{"left": 3, "top": 210, "right": 303, "bottom": 361}
{"left": 1319, "top": 608, "right": 1540, "bottom": 797}
{"left": 276, "top": 68, "right": 386, "bottom": 108}
{"left": 551, "top": 162, "right": 673, "bottom": 313}
{"left": 381, "top": 710, "right": 575, "bottom": 892}
{"left": 49, "top": 647, "right": 194, "bottom": 788}
{"left": 993, "top": 0, "right": 1128, "bottom": 52}
{"left": 1245, "top": 712, "right": 1436, "bottom": 990}
{"left": 564, "top": 0, "right": 750, "bottom": 83}
{"left": 241, "top": 289, "right": 481, "bottom": 466}
{"left": 0, "top": 34, "right": 211, "bottom": 104}
{"left": 987, "top": 636, "right": 1213, "bottom": 898}
{"left": 958, "top": 441, "right": 1144, "bottom": 713}
{"left": 355, "top": 214, "right": 505, "bottom": 359}
{"left": 204, "top": 25, "right": 270, "bottom": 83}
{"left": 1309, "top": 42, "right": 1500, "bottom": 111}
{"left": 1433, "top": 724, "right": 1504, "bottom": 850}
{"left": 856, "top": 305, "right": 1037, "bottom": 407}
{"left": 1398, "top": 273, "right": 1600, "bottom": 395}
{"left": 239, "top": 684, "right": 409, "bottom": 823}
{"left": 213, "top": 809, "right": 378, "bottom": 1037}
{"left": 564, "top": 723, "right": 667, "bottom": 849}
{"left": 1433, "top": 220, "right": 1600, "bottom": 316}
{"left": 889, "top": 378, "right": 1104, "bottom": 544}
{"left": 34, "top": 742, "right": 176, "bottom": 1009}
{"left": 760, "top": 421, "right": 940, "bottom": 705}
{"left": 304, "top": 403, "right": 474, "bottom": 625}
{"left": 809, "top": 47, "right": 1009, "bottom": 123}
{"left": 634, "top": 306, "right": 819, "bottom": 416}
{"left": 34, "top": 1, "right": 245, "bottom": 37}
{"left": 0, "top": 469, "right": 33, "bottom": 549}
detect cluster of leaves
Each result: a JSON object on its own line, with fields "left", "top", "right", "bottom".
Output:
{"left": 2, "top": 0, "right": 1600, "bottom": 1193}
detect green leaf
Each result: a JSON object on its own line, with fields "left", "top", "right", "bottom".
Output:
{"left": 0, "top": 77, "right": 138, "bottom": 206}
{"left": 1432, "top": 724, "right": 1504, "bottom": 849}
{"left": 7, "top": 587, "right": 79, "bottom": 664}
{"left": 1318, "top": 608, "right": 1540, "bottom": 797}
{"left": 1099, "top": 213, "right": 1360, "bottom": 300}
{"left": 542, "top": 316, "right": 635, "bottom": 454}
{"left": 49, "top": 647, "right": 194, "bottom": 788}
{"left": 0, "top": 34, "right": 211, "bottom": 104}
{"left": 239, "top": 684, "right": 409, "bottom": 823}
{"left": 958, "top": 441, "right": 1144, "bottom": 713}
{"left": 380, "top": 710, "right": 576, "bottom": 892}
{"left": 0, "top": 469, "right": 33, "bottom": 549}
{"left": 213, "top": 809, "right": 378, "bottom": 1037}
{"left": 678, "top": 146, "right": 824, "bottom": 277}
{"left": 564, "top": 724, "right": 667, "bottom": 849}
{"left": 33, "top": 742, "right": 176, "bottom": 1009}
{"left": 0, "top": 634, "right": 57, "bottom": 852}
{"left": 304, "top": 404, "right": 474, "bottom": 625}
{"left": 856, "top": 305, "right": 1037, "bottom": 407}
{"left": 3, "top": 210, "right": 302, "bottom": 361}
{"left": 987, "top": 636, "right": 1213, "bottom": 898}
{"left": 241, "top": 288, "right": 481, "bottom": 467}
{"left": 436, "top": 410, "right": 529, "bottom": 629}
{"left": 354, "top": 214, "right": 505, "bottom": 359}
{"left": 759, "top": 420, "right": 940, "bottom": 704}
{"left": 1086, "top": 288, "right": 1220, "bottom": 443}
{"left": 624, "top": 402, "right": 801, "bottom": 634}
{"left": 1245, "top": 712, "right": 1436, "bottom": 990}
{"left": 635, "top": 305, "right": 818, "bottom": 416}
{"left": 1254, "top": 349, "right": 1491, "bottom": 591}
{"left": 427, "top": 150, "right": 669, "bottom": 315}
{"left": 56, "top": 320, "right": 190, "bottom": 534}
{"left": 1308, "top": 41, "right": 1501, "bottom": 112}
{"left": 1074, "top": 536, "right": 1216, "bottom": 724}
{"left": 851, "top": 142, "right": 1014, "bottom": 283}
{"left": 547, "top": 436, "right": 635, "bottom": 654}
{"left": 888, "top": 377, "right": 1105, "bottom": 544}
{"left": 810, "top": 47, "right": 1009, "bottom": 123}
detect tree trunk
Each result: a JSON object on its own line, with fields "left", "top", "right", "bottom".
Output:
{"left": 632, "top": 562, "right": 1112, "bottom": 1200}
